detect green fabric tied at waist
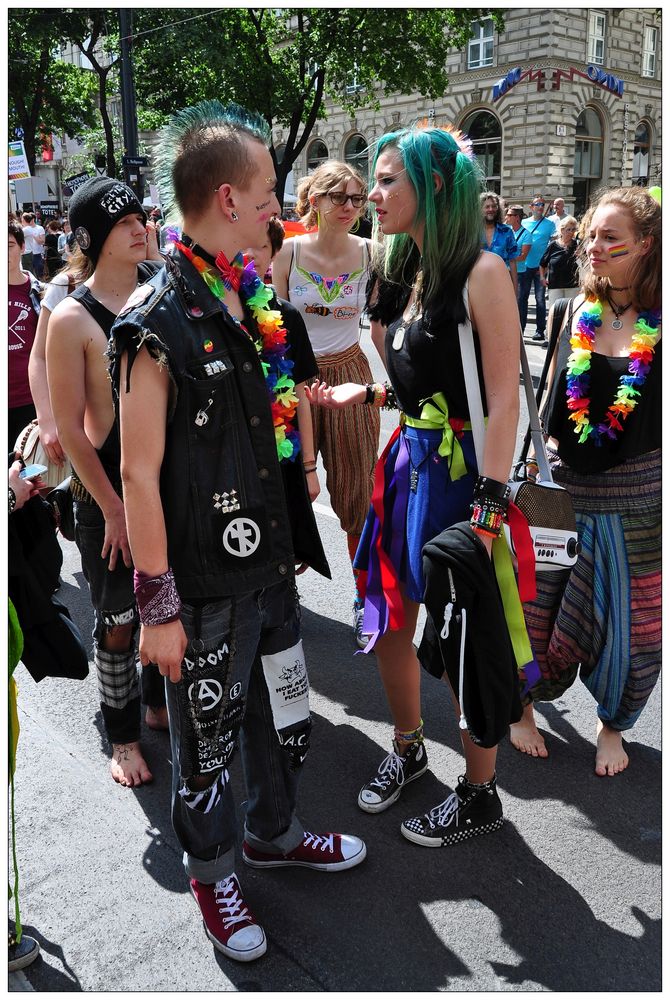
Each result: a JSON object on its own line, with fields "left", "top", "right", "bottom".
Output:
{"left": 402, "top": 393, "right": 472, "bottom": 481}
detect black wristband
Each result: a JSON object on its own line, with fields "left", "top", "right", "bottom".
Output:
{"left": 364, "top": 384, "right": 375, "bottom": 405}
{"left": 474, "top": 476, "right": 510, "bottom": 501}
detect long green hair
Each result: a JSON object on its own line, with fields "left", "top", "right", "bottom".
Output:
{"left": 372, "top": 125, "right": 484, "bottom": 323}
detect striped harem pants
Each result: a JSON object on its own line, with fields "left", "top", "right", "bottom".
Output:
{"left": 311, "top": 342, "right": 381, "bottom": 536}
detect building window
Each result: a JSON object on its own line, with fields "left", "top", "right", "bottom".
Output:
{"left": 344, "top": 133, "right": 368, "bottom": 184}
{"left": 573, "top": 107, "right": 604, "bottom": 216}
{"left": 467, "top": 19, "right": 494, "bottom": 70}
{"left": 307, "top": 139, "right": 329, "bottom": 172}
{"left": 587, "top": 12, "right": 606, "bottom": 66}
{"left": 274, "top": 144, "right": 286, "bottom": 165}
{"left": 632, "top": 121, "right": 651, "bottom": 186}
{"left": 461, "top": 110, "right": 501, "bottom": 192}
{"left": 642, "top": 25, "right": 658, "bottom": 78}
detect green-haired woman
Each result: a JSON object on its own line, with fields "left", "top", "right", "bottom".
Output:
{"left": 307, "top": 125, "right": 522, "bottom": 847}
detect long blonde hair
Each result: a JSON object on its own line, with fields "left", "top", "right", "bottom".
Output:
{"left": 296, "top": 159, "right": 367, "bottom": 229}
{"left": 578, "top": 187, "right": 661, "bottom": 311}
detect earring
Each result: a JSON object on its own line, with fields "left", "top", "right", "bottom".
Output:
{"left": 231, "top": 212, "right": 239, "bottom": 222}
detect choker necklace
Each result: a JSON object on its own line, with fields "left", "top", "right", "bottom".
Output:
{"left": 606, "top": 293, "right": 633, "bottom": 330}
{"left": 610, "top": 285, "right": 631, "bottom": 291}
{"left": 565, "top": 299, "right": 661, "bottom": 444}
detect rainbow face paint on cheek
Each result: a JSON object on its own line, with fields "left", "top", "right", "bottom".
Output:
{"left": 608, "top": 243, "right": 630, "bottom": 258}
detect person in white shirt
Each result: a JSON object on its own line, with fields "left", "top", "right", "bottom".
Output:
{"left": 546, "top": 196, "right": 568, "bottom": 236}
{"left": 21, "top": 213, "right": 45, "bottom": 278}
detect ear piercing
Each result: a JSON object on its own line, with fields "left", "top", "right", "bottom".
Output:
{"left": 231, "top": 212, "right": 239, "bottom": 222}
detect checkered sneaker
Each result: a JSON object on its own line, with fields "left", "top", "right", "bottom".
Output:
{"left": 243, "top": 831, "right": 366, "bottom": 871}
{"left": 401, "top": 775, "right": 503, "bottom": 847}
{"left": 190, "top": 873, "right": 267, "bottom": 962}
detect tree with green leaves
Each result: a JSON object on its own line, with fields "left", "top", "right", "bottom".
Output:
{"left": 132, "top": 8, "right": 505, "bottom": 206}
{"left": 9, "top": 9, "right": 98, "bottom": 172}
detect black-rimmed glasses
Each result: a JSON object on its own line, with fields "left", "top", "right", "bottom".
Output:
{"left": 328, "top": 191, "right": 367, "bottom": 208}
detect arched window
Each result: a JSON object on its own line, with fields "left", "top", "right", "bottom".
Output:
{"left": 461, "top": 110, "right": 501, "bottom": 192}
{"left": 632, "top": 121, "right": 651, "bottom": 186}
{"left": 307, "top": 139, "right": 329, "bottom": 172}
{"left": 344, "top": 133, "right": 369, "bottom": 184}
{"left": 573, "top": 107, "right": 604, "bottom": 216}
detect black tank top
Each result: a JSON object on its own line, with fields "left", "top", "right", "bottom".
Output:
{"left": 543, "top": 318, "right": 662, "bottom": 473}
{"left": 70, "top": 263, "right": 162, "bottom": 478}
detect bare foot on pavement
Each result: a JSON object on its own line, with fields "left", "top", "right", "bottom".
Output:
{"left": 510, "top": 702, "right": 549, "bottom": 758}
{"left": 111, "top": 742, "right": 153, "bottom": 786}
{"left": 595, "top": 720, "right": 629, "bottom": 776}
{"left": 145, "top": 705, "right": 169, "bottom": 731}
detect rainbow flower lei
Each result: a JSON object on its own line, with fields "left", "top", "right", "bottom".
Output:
{"left": 175, "top": 240, "right": 300, "bottom": 462}
{"left": 565, "top": 299, "right": 661, "bottom": 444}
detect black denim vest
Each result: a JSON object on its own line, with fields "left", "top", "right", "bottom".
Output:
{"left": 109, "top": 251, "right": 295, "bottom": 602}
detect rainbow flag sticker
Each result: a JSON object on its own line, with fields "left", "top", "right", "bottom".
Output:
{"left": 608, "top": 243, "right": 630, "bottom": 257}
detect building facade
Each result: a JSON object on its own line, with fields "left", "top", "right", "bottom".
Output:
{"left": 276, "top": 8, "right": 662, "bottom": 218}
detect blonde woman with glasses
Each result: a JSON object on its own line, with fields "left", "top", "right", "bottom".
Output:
{"left": 273, "top": 160, "right": 379, "bottom": 647}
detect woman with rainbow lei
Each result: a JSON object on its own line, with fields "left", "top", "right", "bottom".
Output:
{"left": 308, "top": 124, "right": 527, "bottom": 847}
{"left": 511, "top": 187, "right": 661, "bottom": 776}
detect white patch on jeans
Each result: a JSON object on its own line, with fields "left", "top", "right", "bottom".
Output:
{"left": 261, "top": 640, "right": 310, "bottom": 732}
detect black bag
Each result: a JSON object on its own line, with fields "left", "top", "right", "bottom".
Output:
{"left": 9, "top": 494, "right": 88, "bottom": 682}
{"left": 47, "top": 476, "right": 75, "bottom": 542}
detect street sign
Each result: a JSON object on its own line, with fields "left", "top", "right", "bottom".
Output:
{"left": 122, "top": 155, "right": 149, "bottom": 167}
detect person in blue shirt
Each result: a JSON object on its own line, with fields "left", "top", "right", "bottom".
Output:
{"left": 517, "top": 195, "right": 556, "bottom": 341}
{"left": 480, "top": 192, "right": 519, "bottom": 293}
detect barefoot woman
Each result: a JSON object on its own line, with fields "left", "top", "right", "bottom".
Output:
{"left": 512, "top": 187, "right": 661, "bottom": 775}
{"left": 308, "top": 125, "right": 524, "bottom": 845}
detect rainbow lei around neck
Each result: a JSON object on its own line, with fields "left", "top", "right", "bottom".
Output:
{"left": 175, "top": 240, "right": 300, "bottom": 462}
{"left": 565, "top": 299, "right": 661, "bottom": 445}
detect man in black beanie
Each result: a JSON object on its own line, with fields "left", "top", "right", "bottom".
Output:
{"left": 45, "top": 177, "right": 168, "bottom": 787}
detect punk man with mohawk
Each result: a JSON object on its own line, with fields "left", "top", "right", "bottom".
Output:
{"left": 108, "top": 102, "right": 366, "bottom": 963}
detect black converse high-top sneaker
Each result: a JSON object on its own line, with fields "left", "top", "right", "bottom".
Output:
{"left": 400, "top": 774, "right": 503, "bottom": 847}
{"left": 358, "top": 739, "right": 428, "bottom": 813}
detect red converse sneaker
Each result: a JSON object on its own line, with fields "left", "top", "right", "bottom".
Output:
{"left": 242, "top": 831, "right": 366, "bottom": 871}
{"left": 190, "top": 873, "right": 267, "bottom": 962}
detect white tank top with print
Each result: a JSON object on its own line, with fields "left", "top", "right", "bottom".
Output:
{"left": 287, "top": 238, "right": 370, "bottom": 356}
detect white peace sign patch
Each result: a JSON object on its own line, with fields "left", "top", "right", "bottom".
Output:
{"left": 222, "top": 517, "right": 261, "bottom": 558}
{"left": 187, "top": 678, "right": 223, "bottom": 711}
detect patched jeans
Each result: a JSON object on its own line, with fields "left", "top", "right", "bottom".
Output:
{"left": 167, "top": 581, "right": 307, "bottom": 885}
{"left": 74, "top": 498, "right": 166, "bottom": 744}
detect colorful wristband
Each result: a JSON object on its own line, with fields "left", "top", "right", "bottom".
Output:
{"left": 134, "top": 567, "right": 182, "bottom": 626}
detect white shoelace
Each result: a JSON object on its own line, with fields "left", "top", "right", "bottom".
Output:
{"left": 303, "top": 831, "right": 335, "bottom": 853}
{"left": 426, "top": 792, "right": 460, "bottom": 831}
{"left": 369, "top": 751, "right": 404, "bottom": 791}
{"left": 214, "top": 875, "right": 251, "bottom": 928}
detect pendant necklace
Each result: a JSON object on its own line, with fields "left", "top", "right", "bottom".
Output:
{"left": 606, "top": 293, "right": 633, "bottom": 331}
{"left": 392, "top": 270, "right": 424, "bottom": 351}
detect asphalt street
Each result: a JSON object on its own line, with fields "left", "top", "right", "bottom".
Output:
{"left": 10, "top": 326, "right": 661, "bottom": 993}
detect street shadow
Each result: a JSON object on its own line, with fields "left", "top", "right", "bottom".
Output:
{"left": 15, "top": 924, "right": 83, "bottom": 992}
{"left": 300, "top": 606, "right": 662, "bottom": 869}
{"left": 216, "top": 717, "right": 660, "bottom": 992}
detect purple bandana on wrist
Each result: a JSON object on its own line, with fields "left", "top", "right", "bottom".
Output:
{"left": 134, "top": 568, "right": 182, "bottom": 626}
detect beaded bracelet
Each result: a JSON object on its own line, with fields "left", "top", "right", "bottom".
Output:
{"left": 470, "top": 499, "right": 505, "bottom": 538}
{"left": 134, "top": 567, "right": 182, "bottom": 626}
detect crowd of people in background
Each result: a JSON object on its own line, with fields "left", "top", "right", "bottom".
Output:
{"left": 8, "top": 107, "right": 661, "bottom": 969}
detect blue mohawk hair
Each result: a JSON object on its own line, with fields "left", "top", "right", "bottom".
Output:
{"left": 156, "top": 100, "right": 271, "bottom": 222}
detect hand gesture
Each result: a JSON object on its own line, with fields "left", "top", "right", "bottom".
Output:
{"left": 304, "top": 380, "right": 366, "bottom": 410}
{"left": 9, "top": 461, "right": 40, "bottom": 511}
{"left": 101, "top": 503, "right": 132, "bottom": 571}
{"left": 36, "top": 416, "right": 66, "bottom": 466}
{"left": 145, "top": 221, "right": 163, "bottom": 261}
{"left": 139, "top": 619, "right": 188, "bottom": 684}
